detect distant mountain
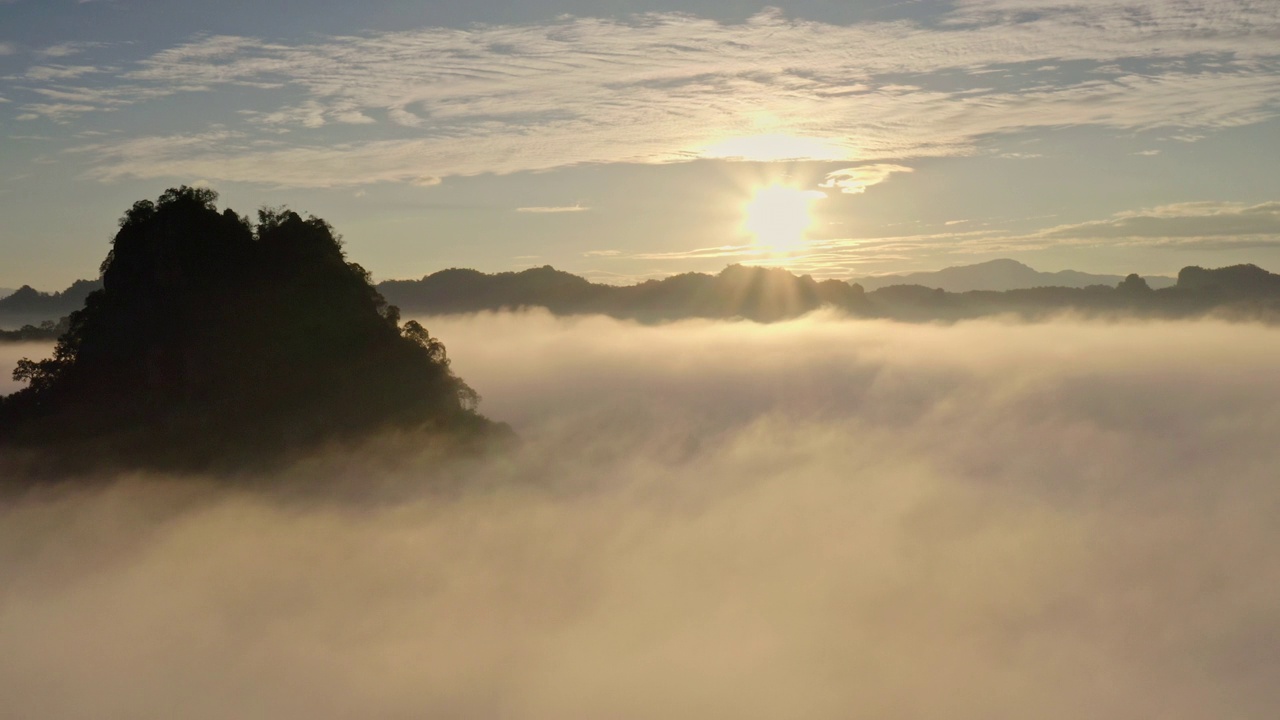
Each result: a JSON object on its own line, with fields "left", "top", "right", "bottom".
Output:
{"left": 1176, "top": 264, "right": 1280, "bottom": 296}
{"left": 0, "top": 288, "right": 14, "bottom": 300}
{"left": 381, "top": 266, "right": 604, "bottom": 315}
{"left": 380, "top": 262, "right": 1280, "bottom": 324}
{"left": 852, "top": 258, "right": 1175, "bottom": 292}
{"left": 380, "top": 264, "right": 872, "bottom": 322}
{"left": 0, "top": 318, "right": 67, "bottom": 344}
{"left": 0, "top": 278, "right": 102, "bottom": 329}
{"left": 862, "top": 263, "right": 1280, "bottom": 322}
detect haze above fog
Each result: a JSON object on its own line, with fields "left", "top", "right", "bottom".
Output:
{"left": 3, "top": 311, "right": 1278, "bottom": 718}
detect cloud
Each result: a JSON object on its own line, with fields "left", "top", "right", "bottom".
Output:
{"left": 21, "top": 65, "right": 104, "bottom": 82}
{"left": 37, "top": 43, "right": 81, "bottom": 58}
{"left": 8, "top": 81, "right": 175, "bottom": 121}
{"left": 33, "top": 2, "right": 1280, "bottom": 186}
{"left": 1042, "top": 200, "right": 1280, "bottom": 243}
{"left": 242, "top": 99, "right": 328, "bottom": 128}
{"left": 593, "top": 227, "right": 1007, "bottom": 277}
{"left": 4, "top": 312, "right": 1280, "bottom": 716}
{"left": 0, "top": 43, "right": 14, "bottom": 56}
{"left": 820, "top": 164, "right": 913, "bottom": 194}
{"left": 30, "top": 86, "right": 122, "bottom": 105}
{"left": 240, "top": 99, "right": 375, "bottom": 128}
{"left": 17, "top": 103, "right": 100, "bottom": 122}
{"left": 516, "top": 204, "right": 588, "bottom": 213}
{"left": 639, "top": 198, "right": 1280, "bottom": 275}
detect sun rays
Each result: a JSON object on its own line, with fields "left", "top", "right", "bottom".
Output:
{"left": 743, "top": 184, "right": 826, "bottom": 253}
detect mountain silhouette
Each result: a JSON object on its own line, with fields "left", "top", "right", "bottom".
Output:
{"left": 864, "top": 263, "right": 1280, "bottom": 321}
{"left": 1176, "top": 264, "right": 1280, "bottom": 296}
{"left": 0, "top": 278, "right": 102, "bottom": 329}
{"left": 378, "top": 262, "right": 1280, "bottom": 324}
{"left": 852, "top": 258, "right": 1175, "bottom": 292}
{"left": 380, "top": 264, "right": 873, "bottom": 322}
{"left": 0, "top": 187, "right": 497, "bottom": 475}
{"left": 0, "top": 318, "right": 68, "bottom": 344}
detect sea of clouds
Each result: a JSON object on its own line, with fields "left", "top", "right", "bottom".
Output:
{"left": 3, "top": 310, "right": 1279, "bottom": 718}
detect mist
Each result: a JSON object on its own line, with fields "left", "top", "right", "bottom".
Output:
{"left": 4, "top": 311, "right": 1279, "bottom": 718}
{"left": 0, "top": 343, "right": 51, "bottom": 396}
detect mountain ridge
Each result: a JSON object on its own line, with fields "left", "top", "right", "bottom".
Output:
{"left": 375, "top": 262, "right": 1279, "bottom": 323}
{"left": 0, "top": 279, "right": 103, "bottom": 330}
{"left": 852, "top": 258, "right": 1176, "bottom": 292}
{"left": 3, "top": 260, "right": 1272, "bottom": 336}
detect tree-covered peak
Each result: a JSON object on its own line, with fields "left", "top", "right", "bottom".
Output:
{"left": 1, "top": 188, "right": 497, "bottom": 475}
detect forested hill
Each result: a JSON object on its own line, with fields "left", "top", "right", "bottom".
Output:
{"left": 0, "top": 187, "right": 498, "bottom": 475}
{"left": 379, "top": 263, "right": 1280, "bottom": 323}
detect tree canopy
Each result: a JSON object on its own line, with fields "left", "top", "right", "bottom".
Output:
{"left": 0, "top": 187, "right": 494, "bottom": 472}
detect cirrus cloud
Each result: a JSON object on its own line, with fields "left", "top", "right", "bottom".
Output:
{"left": 1042, "top": 201, "right": 1280, "bottom": 244}
{"left": 0, "top": 1, "right": 1266, "bottom": 187}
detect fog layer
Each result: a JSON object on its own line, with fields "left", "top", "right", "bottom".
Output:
{"left": 0, "top": 343, "right": 51, "bottom": 396}
{"left": 4, "top": 311, "right": 1279, "bottom": 718}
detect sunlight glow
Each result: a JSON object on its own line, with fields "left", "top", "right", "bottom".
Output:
{"left": 743, "top": 185, "right": 825, "bottom": 252}
{"left": 702, "top": 134, "right": 847, "bottom": 162}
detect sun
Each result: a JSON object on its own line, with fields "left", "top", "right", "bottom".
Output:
{"left": 743, "top": 185, "right": 824, "bottom": 252}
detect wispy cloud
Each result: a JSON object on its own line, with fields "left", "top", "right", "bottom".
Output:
{"left": 21, "top": 65, "right": 105, "bottom": 82}
{"left": 1041, "top": 201, "right": 1280, "bottom": 243}
{"left": 820, "top": 164, "right": 913, "bottom": 195}
{"left": 4, "top": 2, "right": 1276, "bottom": 186}
{"left": 37, "top": 42, "right": 98, "bottom": 58}
{"left": 18, "top": 103, "right": 100, "bottom": 122}
{"left": 516, "top": 204, "right": 588, "bottom": 214}
{"left": 579, "top": 198, "right": 1280, "bottom": 278}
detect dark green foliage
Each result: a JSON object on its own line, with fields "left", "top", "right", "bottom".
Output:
{"left": 0, "top": 187, "right": 491, "bottom": 471}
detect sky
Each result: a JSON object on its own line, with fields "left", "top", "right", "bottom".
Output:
{"left": 1, "top": 0, "right": 1279, "bottom": 289}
